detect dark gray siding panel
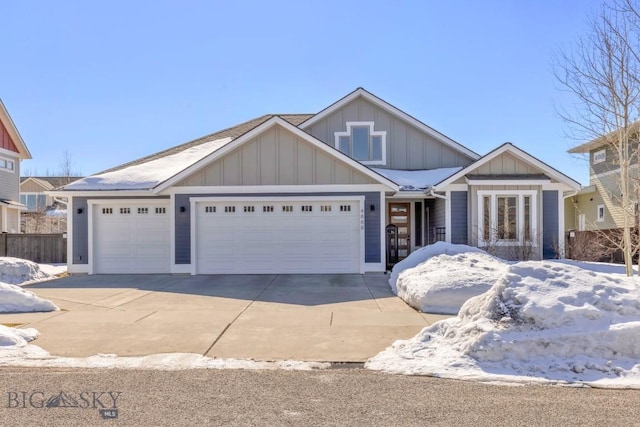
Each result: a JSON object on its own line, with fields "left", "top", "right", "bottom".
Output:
{"left": 414, "top": 201, "right": 422, "bottom": 246}
{"left": 175, "top": 192, "right": 381, "bottom": 265}
{"left": 71, "top": 196, "right": 170, "bottom": 265}
{"left": 451, "top": 191, "right": 468, "bottom": 244}
{"left": 72, "top": 197, "right": 88, "bottom": 264}
{"left": 543, "top": 190, "right": 559, "bottom": 259}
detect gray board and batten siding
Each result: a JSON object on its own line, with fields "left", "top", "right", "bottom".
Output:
{"left": 450, "top": 191, "right": 468, "bottom": 245}
{"left": 174, "top": 192, "right": 381, "bottom": 265}
{"left": 542, "top": 190, "right": 559, "bottom": 259}
{"left": 71, "top": 196, "right": 170, "bottom": 264}
{"left": 301, "top": 96, "right": 475, "bottom": 171}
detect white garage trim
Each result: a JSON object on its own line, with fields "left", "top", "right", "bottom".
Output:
{"left": 190, "top": 196, "right": 365, "bottom": 275}
{"left": 88, "top": 199, "right": 171, "bottom": 274}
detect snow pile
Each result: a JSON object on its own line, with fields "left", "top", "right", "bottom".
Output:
{"left": 372, "top": 167, "right": 461, "bottom": 191}
{"left": 368, "top": 261, "right": 640, "bottom": 388}
{"left": 64, "top": 137, "right": 233, "bottom": 190}
{"left": 389, "top": 242, "right": 490, "bottom": 293}
{"left": 0, "top": 257, "right": 54, "bottom": 285}
{"left": 395, "top": 250, "right": 508, "bottom": 314}
{"left": 0, "top": 325, "right": 39, "bottom": 347}
{"left": 0, "top": 282, "right": 59, "bottom": 313}
{"left": 0, "top": 347, "right": 330, "bottom": 371}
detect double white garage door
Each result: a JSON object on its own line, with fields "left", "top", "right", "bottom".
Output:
{"left": 92, "top": 198, "right": 362, "bottom": 274}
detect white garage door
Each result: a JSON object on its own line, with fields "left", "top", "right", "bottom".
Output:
{"left": 92, "top": 202, "right": 171, "bottom": 274}
{"left": 195, "top": 199, "right": 362, "bottom": 274}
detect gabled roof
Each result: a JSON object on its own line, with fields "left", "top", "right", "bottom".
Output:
{"left": 299, "top": 87, "right": 480, "bottom": 161}
{"left": 0, "top": 99, "right": 32, "bottom": 160}
{"left": 433, "top": 143, "right": 581, "bottom": 191}
{"left": 155, "top": 116, "right": 399, "bottom": 193}
{"left": 568, "top": 121, "right": 640, "bottom": 153}
{"left": 99, "top": 114, "right": 313, "bottom": 175}
{"left": 21, "top": 176, "right": 84, "bottom": 190}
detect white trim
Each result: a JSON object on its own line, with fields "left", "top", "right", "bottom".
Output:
{"left": 0, "top": 155, "right": 16, "bottom": 174}
{"left": 190, "top": 195, "right": 366, "bottom": 274}
{"left": 48, "top": 190, "right": 155, "bottom": 198}
{"left": 170, "top": 193, "right": 176, "bottom": 272}
{"left": 1, "top": 205, "right": 5, "bottom": 232}
{"left": 299, "top": 88, "right": 480, "bottom": 160}
{"left": 441, "top": 183, "right": 468, "bottom": 191}
{"left": 476, "top": 190, "right": 538, "bottom": 247}
{"left": 445, "top": 191, "right": 451, "bottom": 243}
{"left": 154, "top": 117, "right": 399, "bottom": 193}
{"left": 0, "top": 147, "right": 20, "bottom": 160}
{"left": 165, "top": 184, "right": 391, "bottom": 195}
{"left": 334, "top": 121, "right": 387, "bottom": 166}
{"left": 87, "top": 202, "right": 94, "bottom": 275}
{"left": 558, "top": 190, "right": 565, "bottom": 258}
{"left": 66, "top": 196, "right": 74, "bottom": 271}
{"left": 386, "top": 191, "right": 425, "bottom": 199}
{"left": 434, "top": 143, "right": 581, "bottom": 192}
{"left": 593, "top": 149, "right": 606, "bottom": 164}
{"left": 597, "top": 204, "right": 605, "bottom": 222}
{"left": 379, "top": 191, "right": 386, "bottom": 268}
{"left": 465, "top": 178, "right": 551, "bottom": 186}
{"left": 0, "top": 99, "right": 32, "bottom": 159}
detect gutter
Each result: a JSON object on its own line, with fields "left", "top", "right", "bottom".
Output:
{"left": 426, "top": 188, "right": 447, "bottom": 200}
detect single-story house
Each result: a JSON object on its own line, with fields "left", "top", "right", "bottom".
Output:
{"left": 54, "top": 88, "right": 581, "bottom": 274}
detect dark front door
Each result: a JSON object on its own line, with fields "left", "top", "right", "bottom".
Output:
{"left": 388, "top": 202, "right": 411, "bottom": 262}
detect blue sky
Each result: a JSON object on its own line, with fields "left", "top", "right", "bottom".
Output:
{"left": 2, "top": 0, "right": 601, "bottom": 183}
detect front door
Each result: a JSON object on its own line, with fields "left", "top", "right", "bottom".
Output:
{"left": 388, "top": 202, "right": 411, "bottom": 262}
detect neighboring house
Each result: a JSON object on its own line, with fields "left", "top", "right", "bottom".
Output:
{"left": 54, "top": 88, "right": 580, "bottom": 275}
{"left": 20, "top": 176, "right": 82, "bottom": 233}
{"left": 0, "top": 100, "right": 32, "bottom": 233}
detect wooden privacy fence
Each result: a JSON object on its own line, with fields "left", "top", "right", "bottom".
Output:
{"left": 0, "top": 233, "right": 67, "bottom": 264}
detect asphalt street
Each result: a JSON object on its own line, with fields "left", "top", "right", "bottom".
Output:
{"left": 1, "top": 367, "right": 639, "bottom": 426}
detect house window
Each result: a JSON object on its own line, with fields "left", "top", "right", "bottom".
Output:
{"left": 478, "top": 191, "right": 536, "bottom": 245}
{"left": 137, "top": 207, "right": 149, "bottom": 214}
{"left": 340, "top": 205, "right": 351, "bottom": 212}
{"left": 224, "top": 206, "right": 236, "bottom": 213}
{"left": 120, "top": 207, "right": 131, "bottom": 214}
{"left": 320, "top": 205, "right": 332, "bottom": 212}
{"left": 334, "top": 122, "right": 386, "bottom": 165}
{"left": 156, "top": 207, "right": 167, "bottom": 214}
{"left": 0, "top": 157, "right": 15, "bottom": 172}
{"left": 20, "top": 194, "right": 47, "bottom": 211}
{"left": 263, "top": 206, "right": 274, "bottom": 212}
{"left": 244, "top": 206, "right": 255, "bottom": 213}
{"left": 301, "top": 205, "right": 313, "bottom": 212}
{"left": 597, "top": 204, "right": 605, "bottom": 222}
{"left": 205, "top": 206, "right": 216, "bottom": 213}
{"left": 102, "top": 208, "right": 113, "bottom": 215}
{"left": 593, "top": 149, "right": 606, "bottom": 164}
{"left": 282, "top": 205, "right": 293, "bottom": 212}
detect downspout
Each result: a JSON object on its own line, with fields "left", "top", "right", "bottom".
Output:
{"left": 426, "top": 188, "right": 447, "bottom": 199}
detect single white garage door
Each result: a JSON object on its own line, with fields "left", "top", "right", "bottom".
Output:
{"left": 92, "top": 202, "right": 171, "bottom": 274}
{"left": 195, "top": 199, "right": 362, "bottom": 274}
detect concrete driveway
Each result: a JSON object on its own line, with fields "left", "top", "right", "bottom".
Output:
{"left": 0, "top": 274, "right": 450, "bottom": 362}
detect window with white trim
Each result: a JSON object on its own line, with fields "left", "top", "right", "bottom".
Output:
{"left": 156, "top": 207, "right": 166, "bottom": 214}
{"left": 120, "top": 207, "right": 131, "bottom": 215}
{"left": 478, "top": 191, "right": 537, "bottom": 245}
{"left": 137, "top": 207, "right": 149, "bottom": 214}
{"left": 593, "top": 149, "right": 606, "bottom": 164}
{"left": 334, "top": 122, "right": 386, "bottom": 165}
{"left": 597, "top": 204, "right": 605, "bottom": 222}
{"left": 0, "top": 157, "right": 15, "bottom": 173}
{"left": 20, "top": 193, "right": 47, "bottom": 211}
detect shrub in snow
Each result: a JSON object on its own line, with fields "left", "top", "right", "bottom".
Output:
{"left": 0, "top": 282, "right": 58, "bottom": 313}
{"left": 0, "top": 257, "right": 53, "bottom": 285}
{"left": 368, "top": 261, "right": 640, "bottom": 387}
{"left": 395, "top": 251, "right": 508, "bottom": 314}
{"left": 0, "top": 325, "right": 38, "bottom": 347}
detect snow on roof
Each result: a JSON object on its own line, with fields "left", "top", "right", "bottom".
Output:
{"left": 371, "top": 167, "right": 462, "bottom": 191}
{"left": 63, "top": 137, "right": 233, "bottom": 191}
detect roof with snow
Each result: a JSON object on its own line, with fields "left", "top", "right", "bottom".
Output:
{"left": 62, "top": 114, "right": 313, "bottom": 191}
{"left": 371, "top": 167, "right": 462, "bottom": 191}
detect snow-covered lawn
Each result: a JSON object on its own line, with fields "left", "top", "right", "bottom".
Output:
{"left": 0, "top": 258, "right": 60, "bottom": 314}
{"left": 369, "top": 244, "right": 640, "bottom": 388}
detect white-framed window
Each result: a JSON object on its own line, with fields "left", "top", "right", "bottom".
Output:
{"left": 478, "top": 191, "right": 537, "bottom": 246}
{"left": 334, "top": 122, "right": 386, "bottom": 165}
{"left": 102, "top": 207, "right": 113, "bottom": 215}
{"left": 137, "top": 207, "right": 149, "bottom": 214}
{"left": 120, "top": 207, "right": 131, "bottom": 215}
{"left": 20, "top": 193, "right": 47, "bottom": 211}
{"left": 0, "top": 157, "right": 15, "bottom": 173}
{"left": 156, "top": 207, "right": 167, "bottom": 214}
{"left": 597, "top": 204, "right": 605, "bottom": 222}
{"left": 593, "top": 149, "right": 606, "bottom": 164}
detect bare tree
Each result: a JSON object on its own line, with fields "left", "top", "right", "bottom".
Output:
{"left": 555, "top": 0, "right": 640, "bottom": 276}
{"left": 57, "top": 149, "right": 81, "bottom": 184}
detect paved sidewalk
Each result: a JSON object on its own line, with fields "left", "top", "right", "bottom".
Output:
{"left": 1, "top": 274, "right": 450, "bottom": 362}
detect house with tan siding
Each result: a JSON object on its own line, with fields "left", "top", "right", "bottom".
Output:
{"left": 52, "top": 88, "right": 580, "bottom": 275}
